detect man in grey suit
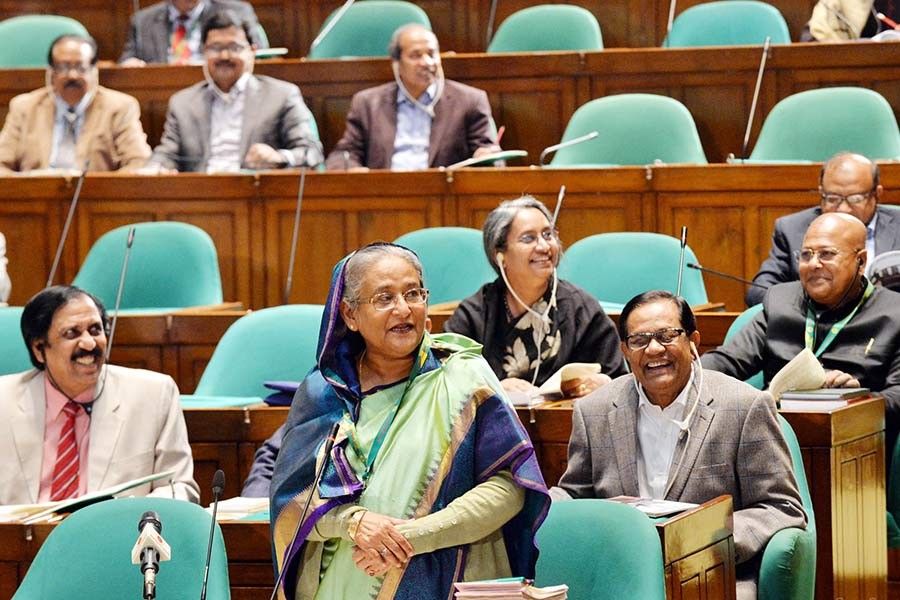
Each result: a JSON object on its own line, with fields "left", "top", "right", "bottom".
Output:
{"left": 558, "top": 290, "right": 806, "bottom": 598}
{"left": 747, "top": 152, "right": 898, "bottom": 306}
{"left": 325, "top": 24, "right": 499, "bottom": 171}
{"left": 119, "top": 0, "right": 266, "bottom": 66}
{"left": 0, "top": 286, "right": 198, "bottom": 505}
{"left": 148, "top": 10, "right": 322, "bottom": 172}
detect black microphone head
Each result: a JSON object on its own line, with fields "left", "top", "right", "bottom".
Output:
{"left": 212, "top": 469, "right": 225, "bottom": 496}
{"left": 687, "top": 262, "right": 700, "bottom": 269}
{"left": 139, "top": 510, "right": 161, "bottom": 533}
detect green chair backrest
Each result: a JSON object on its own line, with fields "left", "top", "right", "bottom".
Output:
{"left": 535, "top": 499, "right": 666, "bottom": 599}
{"left": 749, "top": 87, "right": 900, "bottom": 162}
{"left": 0, "top": 306, "right": 31, "bottom": 375}
{"left": 550, "top": 94, "right": 708, "bottom": 166}
{"left": 487, "top": 5, "right": 603, "bottom": 53}
{"left": 13, "top": 497, "right": 230, "bottom": 600}
{"left": 307, "top": 1, "right": 431, "bottom": 59}
{"left": 394, "top": 227, "right": 496, "bottom": 304}
{"left": 71, "top": 222, "right": 223, "bottom": 311}
{"left": 193, "top": 304, "right": 324, "bottom": 398}
{"left": 558, "top": 232, "right": 709, "bottom": 306}
{"left": 724, "top": 303, "right": 765, "bottom": 388}
{"left": 0, "top": 15, "right": 89, "bottom": 68}
{"left": 758, "top": 417, "right": 817, "bottom": 599}
{"left": 664, "top": 1, "right": 790, "bottom": 47}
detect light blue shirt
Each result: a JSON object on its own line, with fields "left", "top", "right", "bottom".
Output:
{"left": 167, "top": 1, "right": 205, "bottom": 64}
{"left": 391, "top": 84, "right": 436, "bottom": 171}
{"left": 866, "top": 212, "right": 878, "bottom": 276}
{"left": 49, "top": 92, "right": 92, "bottom": 169}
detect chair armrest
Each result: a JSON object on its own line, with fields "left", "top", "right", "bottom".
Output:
{"left": 758, "top": 526, "right": 816, "bottom": 600}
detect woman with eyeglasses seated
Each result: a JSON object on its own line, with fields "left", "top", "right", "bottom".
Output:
{"left": 445, "top": 196, "right": 627, "bottom": 398}
{"left": 270, "top": 242, "right": 549, "bottom": 600}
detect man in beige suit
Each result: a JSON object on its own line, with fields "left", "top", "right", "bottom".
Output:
{"left": 0, "top": 35, "right": 151, "bottom": 173}
{"left": 0, "top": 286, "right": 198, "bottom": 505}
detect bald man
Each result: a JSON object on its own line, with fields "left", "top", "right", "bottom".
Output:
{"left": 704, "top": 213, "right": 900, "bottom": 458}
{"left": 746, "top": 152, "right": 900, "bottom": 306}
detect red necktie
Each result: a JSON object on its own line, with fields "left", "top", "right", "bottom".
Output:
{"left": 50, "top": 401, "right": 81, "bottom": 501}
{"left": 171, "top": 16, "right": 190, "bottom": 65}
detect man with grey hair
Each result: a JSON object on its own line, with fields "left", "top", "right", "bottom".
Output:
{"left": 746, "top": 151, "right": 899, "bottom": 306}
{"left": 325, "top": 24, "right": 499, "bottom": 170}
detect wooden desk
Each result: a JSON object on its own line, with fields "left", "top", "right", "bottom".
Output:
{"left": 657, "top": 496, "right": 736, "bottom": 600}
{"left": 517, "top": 398, "right": 888, "bottom": 600}
{"left": 4, "top": 166, "right": 899, "bottom": 311}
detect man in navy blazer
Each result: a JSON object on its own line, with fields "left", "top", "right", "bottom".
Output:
{"left": 325, "top": 24, "right": 499, "bottom": 171}
{"left": 747, "top": 152, "right": 899, "bottom": 305}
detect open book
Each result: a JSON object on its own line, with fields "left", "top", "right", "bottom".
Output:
{"left": 506, "top": 363, "right": 602, "bottom": 406}
{"left": 768, "top": 348, "right": 825, "bottom": 401}
{"left": 3, "top": 470, "right": 176, "bottom": 524}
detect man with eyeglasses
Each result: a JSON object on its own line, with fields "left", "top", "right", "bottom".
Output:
{"left": 705, "top": 212, "right": 900, "bottom": 462}
{"left": 0, "top": 35, "right": 151, "bottom": 173}
{"left": 119, "top": 0, "right": 266, "bottom": 66}
{"left": 746, "top": 151, "right": 896, "bottom": 306}
{"left": 147, "top": 10, "right": 322, "bottom": 172}
{"left": 557, "top": 290, "right": 806, "bottom": 599}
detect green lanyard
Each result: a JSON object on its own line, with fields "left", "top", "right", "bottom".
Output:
{"left": 804, "top": 281, "right": 873, "bottom": 357}
{"left": 344, "top": 333, "right": 431, "bottom": 484}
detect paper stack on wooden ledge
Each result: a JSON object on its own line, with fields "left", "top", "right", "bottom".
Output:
{"left": 454, "top": 577, "right": 568, "bottom": 599}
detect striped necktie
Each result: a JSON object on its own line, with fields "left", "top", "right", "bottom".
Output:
{"left": 50, "top": 401, "right": 82, "bottom": 501}
{"left": 53, "top": 108, "right": 78, "bottom": 170}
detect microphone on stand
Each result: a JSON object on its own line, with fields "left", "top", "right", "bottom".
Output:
{"left": 538, "top": 131, "right": 599, "bottom": 166}
{"left": 486, "top": 0, "right": 500, "bottom": 48}
{"left": 665, "top": 0, "right": 678, "bottom": 45}
{"left": 687, "top": 262, "right": 768, "bottom": 288}
{"left": 550, "top": 185, "right": 565, "bottom": 229}
{"left": 676, "top": 226, "right": 687, "bottom": 296}
{"left": 200, "top": 469, "right": 226, "bottom": 600}
{"left": 740, "top": 37, "right": 771, "bottom": 162}
{"left": 283, "top": 167, "right": 307, "bottom": 305}
{"left": 104, "top": 226, "right": 135, "bottom": 365}
{"left": 269, "top": 421, "right": 341, "bottom": 600}
{"left": 47, "top": 158, "right": 90, "bottom": 287}
{"left": 131, "top": 510, "right": 171, "bottom": 600}
{"left": 309, "top": 0, "right": 357, "bottom": 56}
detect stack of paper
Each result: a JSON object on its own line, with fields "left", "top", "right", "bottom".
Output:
{"left": 454, "top": 578, "right": 567, "bottom": 599}
{"left": 779, "top": 387, "right": 870, "bottom": 411}
{"left": 208, "top": 496, "right": 269, "bottom": 521}
{"left": 606, "top": 495, "right": 699, "bottom": 517}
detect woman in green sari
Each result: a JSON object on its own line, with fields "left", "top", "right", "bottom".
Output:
{"left": 270, "top": 243, "right": 549, "bottom": 600}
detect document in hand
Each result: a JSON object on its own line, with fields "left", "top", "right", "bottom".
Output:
{"left": 768, "top": 347, "right": 825, "bottom": 401}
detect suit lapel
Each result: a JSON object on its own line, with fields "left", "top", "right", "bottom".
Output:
{"left": 150, "top": 8, "right": 170, "bottom": 64}
{"left": 610, "top": 390, "right": 640, "bottom": 496}
{"left": 238, "top": 76, "right": 261, "bottom": 162}
{"left": 377, "top": 84, "right": 399, "bottom": 167}
{"left": 192, "top": 85, "right": 214, "bottom": 169}
{"left": 10, "top": 373, "right": 47, "bottom": 503}
{"left": 87, "top": 366, "right": 124, "bottom": 491}
{"left": 76, "top": 91, "right": 100, "bottom": 167}
{"left": 665, "top": 395, "right": 714, "bottom": 500}
{"left": 34, "top": 94, "right": 55, "bottom": 170}
{"left": 427, "top": 83, "right": 452, "bottom": 166}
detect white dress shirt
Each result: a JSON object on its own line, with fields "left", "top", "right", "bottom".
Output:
{"left": 635, "top": 368, "right": 695, "bottom": 499}
{"left": 866, "top": 212, "right": 878, "bottom": 276}
{"left": 206, "top": 72, "right": 250, "bottom": 173}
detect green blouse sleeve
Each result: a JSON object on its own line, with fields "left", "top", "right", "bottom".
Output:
{"left": 395, "top": 470, "right": 525, "bottom": 555}
{"left": 308, "top": 503, "right": 367, "bottom": 542}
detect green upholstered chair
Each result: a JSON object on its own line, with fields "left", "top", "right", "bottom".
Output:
{"left": 748, "top": 87, "right": 900, "bottom": 162}
{"left": 557, "top": 232, "right": 709, "bottom": 306}
{"left": 664, "top": 1, "right": 790, "bottom": 47}
{"left": 0, "top": 15, "right": 89, "bottom": 68}
{"left": 394, "top": 227, "right": 495, "bottom": 304}
{"left": 181, "top": 304, "right": 324, "bottom": 407}
{"left": 0, "top": 306, "right": 31, "bottom": 375}
{"left": 13, "top": 497, "right": 229, "bottom": 600}
{"left": 887, "top": 435, "right": 900, "bottom": 547}
{"left": 535, "top": 499, "right": 666, "bottom": 600}
{"left": 549, "top": 94, "right": 708, "bottom": 167}
{"left": 71, "top": 222, "right": 223, "bottom": 311}
{"left": 758, "top": 416, "right": 817, "bottom": 599}
{"left": 723, "top": 303, "right": 765, "bottom": 389}
{"left": 487, "top": 5, "right": 603, "bottom": 53}
{"left": 307, "top": 0, "right": 431, "bottom": 59}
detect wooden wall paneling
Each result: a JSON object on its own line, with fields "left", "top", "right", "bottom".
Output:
{"left": 191, "top": 442, "right": 241, "bottom": 506}
{"left": 252, "top": 0, "right": 301, "bottom": 57}
{"left": 0, "top": 197, "right": 64, "bottom": 305}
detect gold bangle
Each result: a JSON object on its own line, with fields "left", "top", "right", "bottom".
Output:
{"left": 347, "top": 509, "right": 367, "bottom": 542}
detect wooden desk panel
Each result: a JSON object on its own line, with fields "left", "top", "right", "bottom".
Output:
{"left": 5, "top": 165, "right": 900, "bottom": 311}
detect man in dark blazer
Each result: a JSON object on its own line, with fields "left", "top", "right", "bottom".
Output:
{"left": 325, "top": 24, "right": 499, "bottom": 170}
{"left": 119, "top": 0, "right": 266, "bottom": 66}
{"left": 747, "top": 152, "right": 898, "bottom": 306}
{"left": 558, "top": 290, "right": 806, "bottom": 599}
{"left": 147, "top": 10, "right": 321, "bottom": 172}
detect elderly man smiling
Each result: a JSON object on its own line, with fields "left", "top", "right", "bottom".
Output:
{"left": 704, "top": 212, "right": 900, "bottom": 463}
{"left": 558, "top": 290, "right": 806, "bottom": 599}
{"left": 0, "top": 286, "right": 198, "bottom": 505}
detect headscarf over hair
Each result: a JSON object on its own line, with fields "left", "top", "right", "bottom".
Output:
{"left": 270, "top": 245, "right": 550, "bottom": 600}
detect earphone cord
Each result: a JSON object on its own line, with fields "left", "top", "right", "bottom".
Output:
{"left": 499, "top": 263, "right": 559, "bottom": 386}
{"left": 391, "top": 61, "right": 445, "bottom": 117}
{"left": 662, "top": 348, "right": 704, "bottom": 499}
